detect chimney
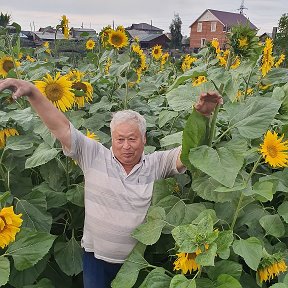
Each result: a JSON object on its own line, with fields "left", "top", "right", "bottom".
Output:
{"left": 272, "top": 27, "right": 277, "bottom": 40}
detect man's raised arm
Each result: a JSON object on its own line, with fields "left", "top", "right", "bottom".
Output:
{"left": 0, "top": 78, "right": 71, "bottom": 151}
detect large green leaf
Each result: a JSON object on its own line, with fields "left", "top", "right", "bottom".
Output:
{"left": 192, "top": 174, "right": 242, "bottom": 203}
{"left": 9, "top": 254, "right": 49, "bottom": 288}
{"left": 132, "top": 206, "right": 166, "bottom": 245}
{"left": 169, "top": 274, "right": 196, "bottom": 288}
{"left": 54, "top": 236, "right": 83, "bottom": 276}
{"left": 111, "top": 243, "right": 148, "bottom": 288}
{"left": 166, "top": 84, "right": 197, "bottom": 111}
{"left": 232, "top": 237, "right": 263, "bottom": 271}
{"left": 215, "top": 274, "right": 242, "bottom": 288}
{"left": 207, "top": 260, "right": 242, "bottom": 281}
{"left": 226, "top": 97, "right": 281, "bottom": 139}
{"left": 66, "top": 184, "right": 84, "bottom": 207}
{"left": 160, "top": 131, "right": 183, "bottom": 148}
{"left": 5, "top": 135, "right": 34, "bottom": 151}
{"left": 278, "top": 201, "right": 288, "bottom": 223}
{"left": 25, "top": 143, "right": 59, "bottom": 169}
{"left": 181, "top": 109, "right": 208, "bottom": 171}
{"left": 259, "top": 214, "right": 285, "bottom": 238}
{"left": 6, "top": 229, "right": 56, "bottom": 271}
{"left": 215, "top": 230, "right": 234, "bottom": 259}
{"left": 151, "top": 179, "right": 176, "bottom": 206}
{"left": 158, "top": 110, "right": 178, "bottom": 128}
{"left": 15, "top": 191, "right": 52, "bottom": 232}
{"left": 196, "top": 242, "right": 217, "bottom": 266}
{"left": 189, "top": 145, "right": 244, "bottom": 188}
{"left": 164, "top": 200, "right": 186, "bottom": 232}
{"left": 23, "top": 278, "right": 54, "bottom": 288}
{"left": 139, "top": 267, "right": 171, "bottom": 288}
{"left": 0, "top": 256, "right": 10, "bottom": 286}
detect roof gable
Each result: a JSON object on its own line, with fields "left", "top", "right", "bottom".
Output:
{"left": 190, "top": 9, "right": 257, "bottom": 30}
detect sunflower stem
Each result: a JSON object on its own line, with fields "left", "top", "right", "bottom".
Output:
{"left": 230, "top": 155, "right": 262, "bottom": 230}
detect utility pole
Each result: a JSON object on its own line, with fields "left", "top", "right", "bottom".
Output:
{"left": 238, "top": 0, "right": 248, "bottom": 15}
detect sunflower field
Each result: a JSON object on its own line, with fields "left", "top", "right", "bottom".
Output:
{"left": 1, "top": 16, "right": 288, "bottom": 288}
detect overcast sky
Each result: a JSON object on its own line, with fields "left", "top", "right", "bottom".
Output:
{"left": 1, "top": 0, "right": 286, "bottom": 36}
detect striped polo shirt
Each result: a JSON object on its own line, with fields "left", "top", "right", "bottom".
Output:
{"left": 64, "top": 123, "right": 183, "bottom": 263}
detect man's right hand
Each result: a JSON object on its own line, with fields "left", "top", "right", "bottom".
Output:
{"left": 0, "top": 78, "right": 38, "bottom": 100}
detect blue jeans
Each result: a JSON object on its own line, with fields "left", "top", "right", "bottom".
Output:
{"left": 83, "top": 251, "right": 122, "bottom": 288}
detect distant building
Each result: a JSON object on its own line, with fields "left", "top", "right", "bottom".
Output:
{"left": 126, "top": 23, "right": 170, "bottom": 49}
{"left": 70, "top": 27, "right": 96, "bottom": 39}
{"left": 189, "top": 9, "right": 257, "bottom": 52}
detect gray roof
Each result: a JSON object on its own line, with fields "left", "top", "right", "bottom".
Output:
{"left": 140, "top": 34, "right": 168, "bottom": 42}
{"left": 191, "top": 9, "right": 257, "bottom": 30}
{"left": 126, "top": 23, "right": 163, "bottom": 32}
{"left": 34, "top": 31, "right": 67, "bottom": 40}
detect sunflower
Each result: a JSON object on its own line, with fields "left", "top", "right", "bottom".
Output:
{"left": 274, "top": 54, "right": 285, "bottom": 68}
{"left": 173, "top": 244, "right": 209, "bottom": 274}
{"left": 86, "top": 129, "right": 99, "bottom": 141}
{"left": 216, "top": 49, "right": 230, "bottom": 67}
{"left": 181, "top": 54, "right": 197, "bottom": 72}
{"left": 0, "top": 128, "right": 19, "bottom": 148}
{"left": 34, "top": 72, "right": 75, "bottom": 112}
{"left": 100, "top": 26, "right": 112, "bottom": 47}
{"left": 211, "top": 39, "right": 220, "bottom": 54}
{"left": 160, "top": 52, "right": 170, "bottom": 69}
{"left": 61, "top": 15, "right": 69, "bottom": 39}
{"left": 192, "top": 75, "right": 207, "bottom": 87}
{"left": 259, "top": 130, "right": 288, "bottom": 168}
{"left": 104, "top": 57, "right": 112, "bottom": 75}
{"left": 261, "top": 38, "right": 274, "bottom": 77}
{"left": 257, "top": 254, "right": 287, "bottom": 283}
{"left": 26, "top": 55, "right": 36, "bottom": 62}
{"left": 151, "top": 45, "right": 163, "bottom": 60}
{"left": 86, "top": 39, "right": 96, "bottom": 50}
{"left": 43, "top": 41, "right": 51, "bottom": 54}
{"left": 238, "top": 37, "right": 248, "bottom": 48}
{"left": 230, "top": 56, "right": 241, "bottom": 69}
{"left": 0, "top": 56, "right": 20, "bottom": 78}
{"left": 66, "top": 70, "right": 93, "bottom": 108}
{"left": 108, "top": 29, "right": 129, "bottom": 49}
{"left": 0, "top": 206, "right": 23, "bottom": 248}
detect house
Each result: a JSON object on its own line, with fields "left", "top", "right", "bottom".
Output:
{"left": 20, "top": 31, "right": 42, "bottom": 47}
{"left": 259, "top": 32, "right": 272, "bottom": 43}
{"left": 189, "top": 9, "right": 258, "bottom": 52}
{"left": 70, "top": 27, "right": 96, "bottom": 39}
{"left": 126, "top": 23, "right": 170, "bottom": 49}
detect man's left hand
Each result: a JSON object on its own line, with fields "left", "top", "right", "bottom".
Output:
{"left": 194, "top": 91, "right": 223, "bottom": 117}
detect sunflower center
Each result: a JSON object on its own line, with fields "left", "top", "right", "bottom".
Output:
{"left": 3, "top": 60, "right": 14, "bottom": 73}
{"left": 111, "top": 35, "right": 122, "bottom": 46}
{"left": 72, "top": 82, "right": 87, "bottom": 93}
{"left": 267, "top": 145, "right": 278, "bottom": 158}
{"left": 45, "top": 83, "right": 63, "bottom": 101}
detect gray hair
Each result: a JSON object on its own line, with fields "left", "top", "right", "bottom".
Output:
{"left": 110, "top": 110, "right": 146, "bottom": 138}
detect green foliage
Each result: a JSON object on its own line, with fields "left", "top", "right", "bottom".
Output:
{"left": 169, "top": 13, "right": 183, "bottom": 49}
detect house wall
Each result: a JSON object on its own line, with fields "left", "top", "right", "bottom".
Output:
{"left": 189, "top": 11, "right": 227, "bottom": 51}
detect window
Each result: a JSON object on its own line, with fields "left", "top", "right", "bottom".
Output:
{"left": 201, "top": 38, "right": 206, "bottom": 47}
{"left": 211, "top": 22, "right": 217, "bottom": 32}
{"left": 197, "top": 22, "right": 202, "bottom": 32}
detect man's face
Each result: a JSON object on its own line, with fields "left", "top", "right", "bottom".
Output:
{"left": 111, "top": 121, "right": 146, "bottom": 170}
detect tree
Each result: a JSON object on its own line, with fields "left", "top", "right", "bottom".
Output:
{"left": 169, "top": 13, "right": 183, "bottom": 49}
{"left": 274, "top": 13, "right": 288, "bottom": 66}
{"left": 0, "top": 12, "right": 11, "bottom": 27}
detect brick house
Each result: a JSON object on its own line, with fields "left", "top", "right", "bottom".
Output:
{"left": 189, "top": 9, "right": 257, "bottom": 52}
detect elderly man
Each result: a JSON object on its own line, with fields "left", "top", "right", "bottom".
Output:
{"left": 0, "top": 78, "right": 222, "bottom": 288}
